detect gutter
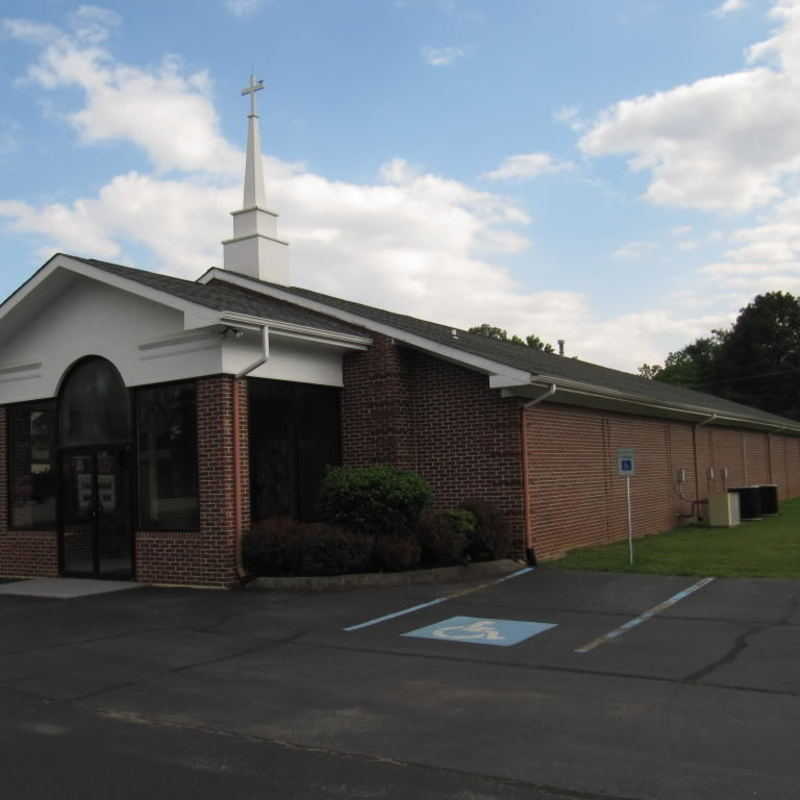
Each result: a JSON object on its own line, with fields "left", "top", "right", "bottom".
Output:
{"left": 232, "top": 325, "right": 270, "bottom": 584}
{"left": 519, "top": 379, "right": 800, "bottom": 436}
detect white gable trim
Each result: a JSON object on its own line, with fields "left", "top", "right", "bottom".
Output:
{"left": 0, "top": 254, "right": 217, "bottom": 329}
{"left": 1, "top": 255, "right": 373, "bottom": 353}
{"left": 197, "top": 268, "right": 533, "bottom": 385}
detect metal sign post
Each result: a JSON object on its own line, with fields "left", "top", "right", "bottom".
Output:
{"left": 626, "top": 475, "right": 633, "bottom": 565}
{"left": 617, "top": 448, "right": 636, "bottom": 566}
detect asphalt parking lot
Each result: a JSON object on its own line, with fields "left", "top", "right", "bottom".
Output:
{"left": 2, "top": 568, "right": 800, "bottom": 799}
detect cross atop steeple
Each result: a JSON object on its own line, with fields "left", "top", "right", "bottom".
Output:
{"left": 241, "top": 74, "right": 264, "bottom": 117}
{"left": 222, "top": 74, "right": 289, "bottom": 284}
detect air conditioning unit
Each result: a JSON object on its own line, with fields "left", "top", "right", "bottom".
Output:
{"left": 707, "top": 491, "right": 741, "bottom": 527}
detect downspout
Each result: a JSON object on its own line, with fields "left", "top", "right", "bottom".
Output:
{"left": 232, "top": 326, "right": 269, "bottom": 583}
{"left": 520, "top": 384, "right": 557, "bottom": 565}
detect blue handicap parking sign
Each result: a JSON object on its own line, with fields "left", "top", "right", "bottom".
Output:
{"left": 403, "top": 615, "right": 556, "bottom": 647}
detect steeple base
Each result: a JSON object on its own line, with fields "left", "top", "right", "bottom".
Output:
{"left": 223, "top": 232, "right": 289, "bottom": 284}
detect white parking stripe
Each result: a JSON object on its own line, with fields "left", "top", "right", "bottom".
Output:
{"left": 343, "top": 566, "right": 535, "bottom": 632}
{"left": 575, "top": 576, "right": 715, "bottom": 654}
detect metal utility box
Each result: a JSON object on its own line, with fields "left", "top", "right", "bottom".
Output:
{"left": 707, "top": 491, "right": 741, "bottom": 527}
{"left": 757, "top": 484, "right": 779, "bottom": 516}
{"left": 729, "top": 486, "right": 762, "bottom": 520}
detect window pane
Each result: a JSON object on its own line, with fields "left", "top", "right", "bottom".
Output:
{"left": 136, "top": 383, "right": 199, "bottom": 531}
{"left": 59, "top": 358, "right": 130, "bottom": 447}
{"left": 9, "top": 405, "right": 57, "bottom": 529}
{"left": 249, "top": 379, "right": 341, "bottom": 523}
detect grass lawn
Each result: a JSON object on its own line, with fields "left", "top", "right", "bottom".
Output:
{"left": 550, "top": 496, "right": 800, "bottom": 579}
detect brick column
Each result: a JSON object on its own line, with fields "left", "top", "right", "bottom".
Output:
{"left": 136, "top": 376, "right": 249, "bottom": 587}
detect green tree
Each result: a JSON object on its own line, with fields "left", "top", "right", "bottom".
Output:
{"left": 640, "top": 292, "right": 800, "bottom": 420}
{"left": 712, "top": 292, "right": 800, "bottom": 418}
{"left": 469, "top": 324, "right": 554, "bottom": 353}
{"left": 638, "top": 363, "right": 662, "bottom": 380}
{"left": 658, "top": 335, "right": 723, "bottom": 388}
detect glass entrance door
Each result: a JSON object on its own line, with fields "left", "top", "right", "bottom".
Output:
{"left": 61, "top": 448, "right": 133, "bottom": 579}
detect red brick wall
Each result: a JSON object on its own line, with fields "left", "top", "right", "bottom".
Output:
{"left": 0, "top": 407, "right": 59, "bottom": 578}
{"left": 135, "top": 376, "right": 249, "bottom": 587}
{"left": 525, "top": 404, "right": 800, "bottom": 560}
{"left": 524, "top": 406, "right": 698, "bottom": 559}
{"left": 341, "top": 333, "right": 416, "bottom": 469}
{"left": 342, "top": 338, "right": 527, "bottom": 554}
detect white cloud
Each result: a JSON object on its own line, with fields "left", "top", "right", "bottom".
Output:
{"left": 553, "top": 105, "right": 585, "bottom": 132}
{"left": 580, "top": 0, "right": 800, "bottom": 213}
{"left": 421, "top": 46, "right": 464, "bottom": 66}
{"left": 613, "top": 240, "right": 657, "bottom": 260}
{"left": 671, "top": 225, "right": 693, "bottom": 237}
{"left": 69, "top": 5, "right": 121, "bottom": 43}
{"left": 482, "top": 152, "right": 574, "bottom": 181}
{"left": 225, "top": 0, "right": 263, "bottom": 16}
{"left": 712, "top": 0, "right": 747, "bottom": 18}
{"left": 4, "top": 14, "right": 238, "bottom": 175}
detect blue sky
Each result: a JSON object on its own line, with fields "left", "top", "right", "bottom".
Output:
{"left": 0, "top": 0, "right": 796, "bottom": 370}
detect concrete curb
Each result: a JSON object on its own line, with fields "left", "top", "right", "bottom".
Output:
{"left": 246, "top": 558, "right": 527, "bottom": 592}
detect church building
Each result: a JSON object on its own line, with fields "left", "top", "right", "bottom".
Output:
{"left": 2, "top": 78, "right": 800, "bottom": 587}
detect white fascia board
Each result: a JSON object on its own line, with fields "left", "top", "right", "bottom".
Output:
{"left": 218, "top": 311, "right": 371, "bottom": 350}
{"left": 0, "top": 254, "right": 219, "bottom": 331}
{"left": 199, "top": 268, "right": 533, "bottom": 383}
{"left": 513, "top": 378, "right": 800, "bottom": 435}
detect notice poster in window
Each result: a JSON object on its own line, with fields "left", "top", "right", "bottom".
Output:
{"left": 97, "top": 474, "right": 116, "bottom": 512}
{"left": 77, "top": 473, "right": 93, "bottom": 510}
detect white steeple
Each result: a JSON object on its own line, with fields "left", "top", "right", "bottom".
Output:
{"left": 222, "top": 75, "right": 289, "bottom": 284}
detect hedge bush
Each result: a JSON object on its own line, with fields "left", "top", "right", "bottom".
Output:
{"left": 373, "top": 535, "right": 422, "bottom": 572}
{"left": 459, "top": 499, "right": 514, "bottom": 561}
{"left": 319, "top": 465, "right": 432, "bottom": 538}
{"left": 242, "top": 517, "right": 304, "bottom": 576}
{"left": 300, "top": 525, "right": 374, "bottom": 576}
{"left": 417, "top": 509, "right": 475, "bottom": 566}
{"left": 242, "top": 518, "right": 373, "bottom": 577}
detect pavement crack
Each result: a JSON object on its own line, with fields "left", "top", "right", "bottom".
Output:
{"left": 682, "top": 624, "right": 763, "bottom": 683}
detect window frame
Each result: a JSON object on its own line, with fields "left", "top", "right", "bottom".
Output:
{"left": 133, "top": 378, "right": 201, "bottom": 533}
{"left": 248, "top": 377, "right": 343, "bottom": 524}
{"left": 6, "top": 399, "right": 58, "bottom": 531}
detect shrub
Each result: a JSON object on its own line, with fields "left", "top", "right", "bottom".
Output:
{"left": 373, "top": 535, "right": 422, "bottom": 572}
{"left": 319, "top": 465, "right": 432, "bottom": 538}
{"left": 459, "top": 499, "right": 514, "bottom": 561}
{"left": 416, "top": 509, "right": 475, "bottom": 566}
{"left": 300, "top": 525, "right": 374, "bottom": 576}
{"left": 242, "top": 517, "right": 305, "bottom": 576}
{"left": 242, "top": 518, "right": 373, "bottom": 576}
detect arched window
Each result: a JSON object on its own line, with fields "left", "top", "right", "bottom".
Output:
{"left": 59, "top": 357, "right": 131, "bottom": 447}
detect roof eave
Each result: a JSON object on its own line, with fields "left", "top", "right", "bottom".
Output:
{"left": 502, "top": 378, "right": 800, "bottom": 435}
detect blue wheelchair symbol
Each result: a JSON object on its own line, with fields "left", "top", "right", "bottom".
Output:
{"left": 403, "top": 616, "right": 556, "bottom": 647}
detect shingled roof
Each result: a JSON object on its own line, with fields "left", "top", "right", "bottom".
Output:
{"left": 206, "top": 270, "right": 800, "bottom": 432}
{"left": 79, "top": 257, "right": 364, "bottom": 337}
